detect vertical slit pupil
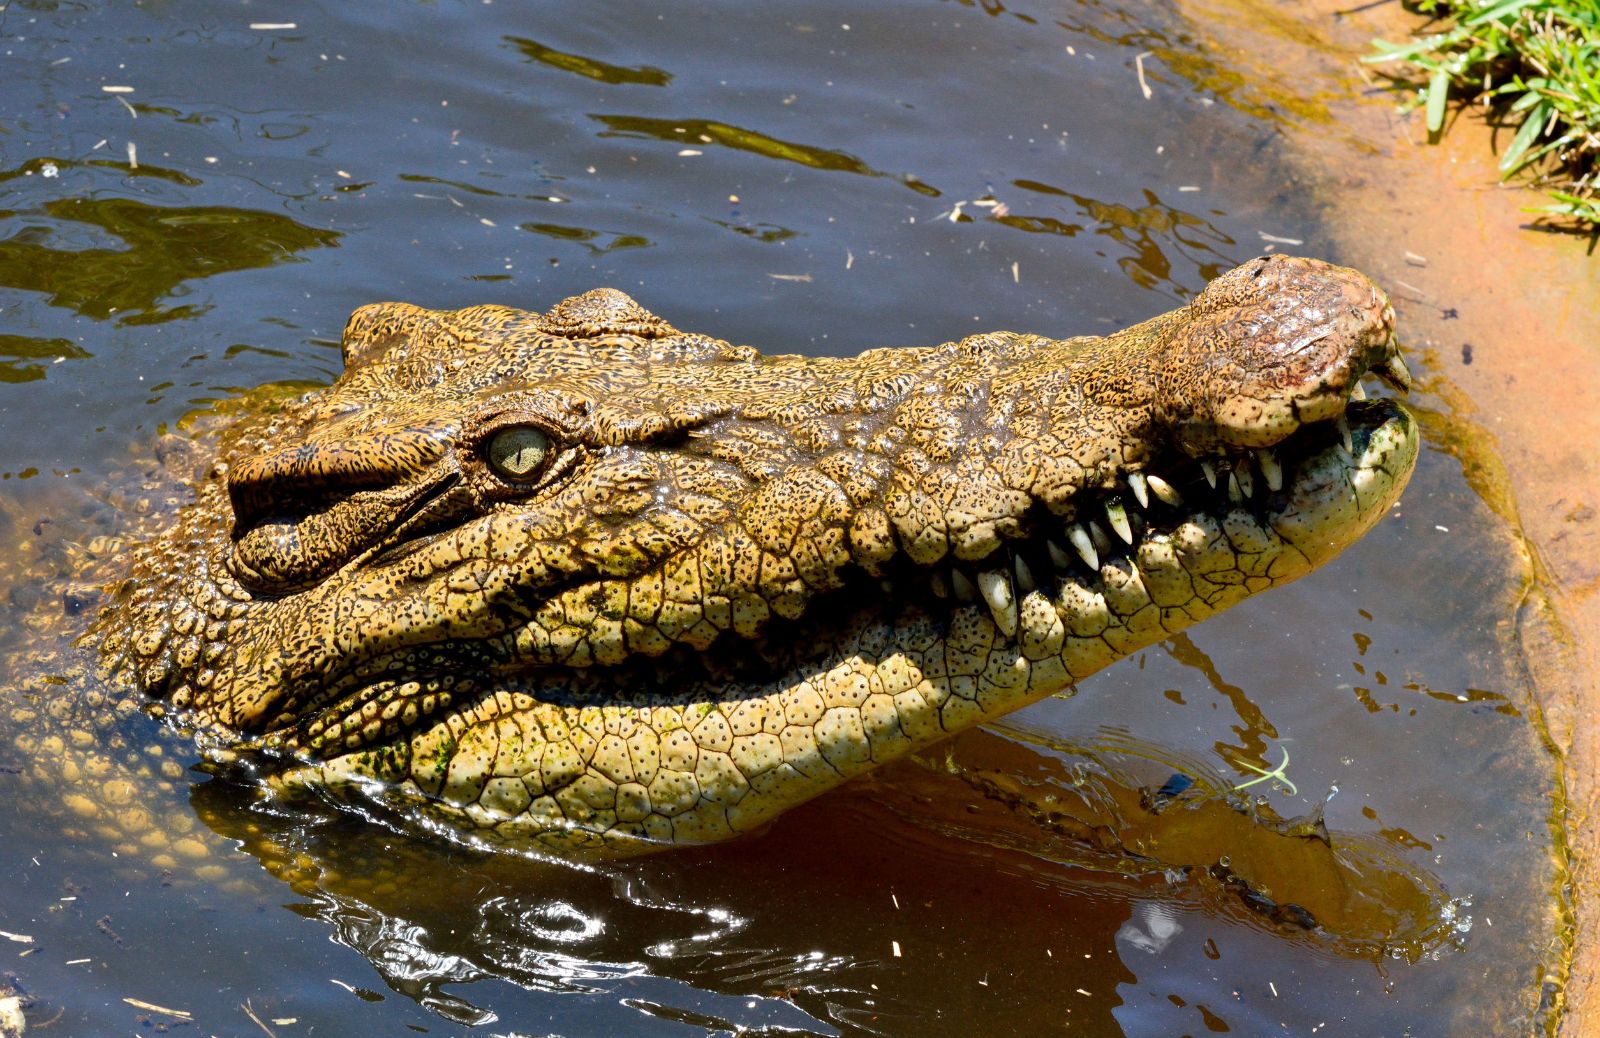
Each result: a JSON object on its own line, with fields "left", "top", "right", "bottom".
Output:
{"left": 488, "top": 427, "right": 549, "bottom": 478}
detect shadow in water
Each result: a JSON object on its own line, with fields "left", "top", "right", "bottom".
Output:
{"left": 190, "top": 725, "right": 1458, "bottom": 1035}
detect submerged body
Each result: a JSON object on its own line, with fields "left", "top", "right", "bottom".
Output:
{"left": 86, "top": 255, "right": 1417, "bottom": 854}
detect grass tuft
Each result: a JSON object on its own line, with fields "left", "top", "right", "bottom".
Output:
{"left": 1367, "top": 0, "right": 1600, "bottom": 230}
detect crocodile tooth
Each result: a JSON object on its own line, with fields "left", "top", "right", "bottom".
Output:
{"left": 1380, "top": 351, "right": 1413, "bottom": 391}
{"left": 1013, "top": 554, "right": 1036, "bottom": 593}
{"left": 1201, "top": 459, "right": 1218, "bottom": 489}
{"left": 1257, "top": 448, "right": 1283, "bottom": 492}
{"left": 1105, "top": 498, "right": 1134, "bottom": 544}
{"left": 1227, "top": 470, "right": 1244, "bottom": 504}
{"left": 929, "top": 570, "right": 951, "bottom": 599}
{"left": 1349, "top": 382, "right": 1367, "bottom": 402}
{"left": 951, "top": 569, "right": 977, "bottom": 602}
{"left": 1234, "top": 460, "right": 1255, "bottom": 498}
{"left": 1337, "top": 415, "right": 1354, "bottom": 453}
{"left": 1127, "top": 472, "right": 1149, "bottom": 509}
{"left": 1047, "top": 539, "right": 1075, "bottom": 571}
{"left": 1146, "top": 473, "right": 1182, "bottom": 506}
{"left": 977, "top": 569, "right": 1019, "bottom": 636}
{"left": 1088, "top": 520, "right": 1112, "bottom": 555}
{"left": 1068, "top": 524, "right": 1099, "bottom": 571}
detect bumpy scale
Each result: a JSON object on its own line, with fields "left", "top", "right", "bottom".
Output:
{"left": 91, "top": 255, "right": 1419, "bottom": 855}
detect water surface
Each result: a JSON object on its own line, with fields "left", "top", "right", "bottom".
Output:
{"left": 0, "top": 1, "right": 1560, "bottom": 1034}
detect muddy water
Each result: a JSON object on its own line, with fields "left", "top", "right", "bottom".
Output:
{"left": 0, "top": 1, "right": 1563, "bottom": 1035}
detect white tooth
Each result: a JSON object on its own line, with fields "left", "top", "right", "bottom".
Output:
{"left": 977, "top": 569, "right": 1018, "bottom": 636}
{"left": 1013, "top": 554, "right": 1036, "bottom": 593}
{"left": 1127, "top": 472, "right": 1149, "bottom": 509}
{"left": 1227, "top": 471, "right": 1244, "bottom": 504}
{"left": 977, "top": 569, "right": 1011, "bottom": 609}
{"left": 929, "top": 570, "right": 950, "bottom": 599}
{"left": 1047, "top": 539, "right": 1075, "bottom": 570}
{"left": 1146, "top": 473, "right": 1182, "bottom": 506}
{"left": 951, "top": 569, "right": 977, "bottom": 602}
{"left": 1257, "top": 448, "right": 1283, "bottom": 492}
{"left": 1201, "top": 459, "right": 1218, "bottom": 489}
{"left": 1382, "top": 351, "right": 1413, "bottom": 390}
{"left": 1105, "top": 498, "right": 1133, "bottom": 544}
{"left": 1349, "top": 382, "right": 1367, "bottom": 401}
{"left": 1068, "top": 524, "right": 1099, "bottom": 571}
{"left": 1337, "top": 416, "right": 1354, "bottom": 453}
{"left": 1088, "top": 520, "right": 1112, "bottom": 555}
{"left": 1234, "top": 461, "right": 1254, "bottom": 498}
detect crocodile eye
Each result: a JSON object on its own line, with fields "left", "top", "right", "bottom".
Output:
{"left": 485, "top": 426, "right": 550, "bottom": 481}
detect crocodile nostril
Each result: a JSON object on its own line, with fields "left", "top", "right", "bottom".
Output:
{"left": 226, "top": 426, "right": 455, "bottom": 534}
{"left": 224, "top": 425, "right": 458, "bottom": 593}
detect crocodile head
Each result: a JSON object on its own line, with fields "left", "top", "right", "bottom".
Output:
{"left": 95, "top": 254, "right": 1418, "bottom": 854}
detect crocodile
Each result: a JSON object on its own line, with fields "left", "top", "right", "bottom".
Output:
{"left": 81, "top": 253, "right": 1417, "bottom": 856}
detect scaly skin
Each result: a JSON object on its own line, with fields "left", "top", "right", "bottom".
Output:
{"left": 88, "top": 255, "right": 1418, "bottom": 855}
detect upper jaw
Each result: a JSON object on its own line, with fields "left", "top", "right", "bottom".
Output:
{"left": 1148, "top": 256, "right": 1410, "bottom": 455}
{"left": 866, "top": 395, "right": 1413, "bottom": 668}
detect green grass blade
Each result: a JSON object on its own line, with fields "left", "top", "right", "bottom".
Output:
{"left": 1363, "top": 34, "right": 1458, "bottom": 64}
{"left": 1500, "top": 100, "right": 1551, "bottom": 172}
{"left": 1426, "top": 68, "right": 1451, "bottom": 133}
{"left": 1371, "top": 0, "right": 1600, "bottom": 230}
{"left": 1462, "top": 0, "right": 1542, "bottom": 26}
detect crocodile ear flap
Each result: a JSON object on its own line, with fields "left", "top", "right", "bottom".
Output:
{"left": 586, "top": 399, "right": 734, "bottom": 446}
{"left": 340, "top": 302, "right": 434, "bottom": 368}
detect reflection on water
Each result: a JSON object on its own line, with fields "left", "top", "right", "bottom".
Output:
{"left": 521, "top": 221, "right": 653, "bottom": 254}
{"left": 0, "top": 189, "right": 339, "bottom": 323}
{"left": 1165, "top": 629, "right": 1280, "bottom": 767}
{"left": 507, "top": 36, "right": 675, "bottom": 87}
{"left": 0, "top": 334, "right": 90, "bottom": 384}
{"left": 172, "top": 702, "right": 1466, "bottom": 1035}
{"left": 915, "top": 728, "right": 1464, "bottom": 959}
{"left": 1004, "top": 179, "right": 1237, "bottom": 297}
{"left": 592, "top": 115, "right": 939, "bottom": 196}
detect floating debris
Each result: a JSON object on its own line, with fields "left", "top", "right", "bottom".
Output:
{"left": 1135, "top": 51, "right": 1154, "bottom": 99}
{"left": 122, "top": 997, "right": 191, "bottom": 1019}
